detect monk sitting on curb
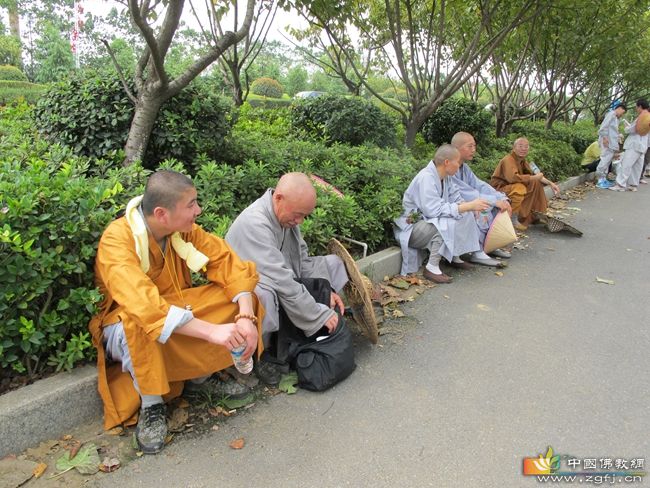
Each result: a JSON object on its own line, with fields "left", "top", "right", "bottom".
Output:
{"left": 394, "top": 144, "right": 490, "bottom": 284}
{"left": 490, "top": 137, "right": 559, "bottom": 231}
{"left": 89, "top": 170, "right": 262, "bottom": 454}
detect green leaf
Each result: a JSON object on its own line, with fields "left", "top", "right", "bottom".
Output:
{"left": 219, "top": 394, "right": 255, "bottom": 410}
{"left": 55, "top": 442, "right": 100, "bottom": 475}
{"left": 279, "top": 372, "right": 299, "bottom": 394}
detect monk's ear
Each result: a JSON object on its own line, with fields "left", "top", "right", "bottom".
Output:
{"left": 152, "top": 206, "right": 169, "bottom": 223}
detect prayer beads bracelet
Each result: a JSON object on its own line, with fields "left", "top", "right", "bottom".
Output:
{"left": 234, "top": 313, "right": 258, "bottom": 325}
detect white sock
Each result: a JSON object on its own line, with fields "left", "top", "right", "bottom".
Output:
{"left": 425, "top": 263, "right": 442, "bottom": 275}
{"left": 473, "top": 251, "right": 490, "bottom": 260}
{"left": 451, "top": 256, "right": 464, "bottom": 263}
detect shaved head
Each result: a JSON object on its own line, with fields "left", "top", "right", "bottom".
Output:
{"left": 142, "top": 170, "right": 194, "bottom": 216}
{"left": 433, "top": 144, "right": 460, "bottom": 167}
{"left": 273, "top": 172, "right": 317, "bottom": 228}
{"left": 451, "top": 131, "right": 472, "bottom": 148}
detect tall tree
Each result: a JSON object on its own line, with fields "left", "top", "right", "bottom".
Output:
{"left": 288, "top": 0, "right": 542, "bottom": 147}
{"left": 108, "top": 0, "right": 256, "bottom": 164}
{"left": 190, "top": 0, "right": 278, "bottom": 106}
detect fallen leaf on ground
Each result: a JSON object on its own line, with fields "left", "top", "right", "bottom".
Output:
{"left": 105, "top": 426, "right": 123, "bottom": 436}
{"left": 61, "top": 435, "right": 73, "bottom": 441}
{"left": 495, "top": 271, "right": 504, "bottom": 277}
{"left": 66, "top": 440, "right": 81, "bottom": 460}
{"left": 0, "top": 458, "right": 38, "bottom": 487}
{"left": 388, "top": 278, "right": 410, "bottom": 290}
{"left": 99, "top": 457, "right": 121, "bottom": 473}
{"left": 211, "top": 425, "right": 219, "bottom": 431}
{"left": 279, "top": 372, "right": 298, "bottom": 395}
{"left": 229, "top": 438, "right": 245, "bottom": 450}
{"left": 595, "top": 277, "right": 615, "bottom": 285}
{"left": 546, "top": 247, "right": 555, "bottom": 251}
{"left": 477, "top": 304, "right": 491, "bottom": 311}
{"left": 220, "top": 393, "right": 255, "bottom": 410}
{"left": 443, "top": 295, "right": 450, "bottom": 299}
{"left": 33, "top": 462, "right": 47, "bottom": 478}
{"left": 55, "top": 442, "right": 100, "bottom": 476}
{"left": 168, "top": 407, "right": 189, "bottom": 432}
{"left": 391, "top": 309, "right": 405, "bottom": 318}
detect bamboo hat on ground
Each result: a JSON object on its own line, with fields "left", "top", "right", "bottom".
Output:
{"left": 483, "top": 210, "right": 518, "bottom": 253}
{"left": 533, "top": 211, "right": 583, "bottom": 236}
{"left": 636, "top": 112, "right": 650, "bottom": 136}
{"left": 327, "top": 238, "right": 378, "bottom": 344}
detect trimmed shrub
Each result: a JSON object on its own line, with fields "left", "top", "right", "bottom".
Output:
{"left": 0, "top": 80, "right": 47, "bottom": 105}
{"left": 290, "top": 95, "right": 399, "bottom": 148}
{"left": 250, "top": 77, "right": 284, "bottom": 99}
{"left": 33, "top": 71, "right": 234, "bottom": 170}
{"left": 421, "top": 97, "right": 494, "bottom": 146}
{"left": 246, "top": 97, "right": 292, "bottom": 109}
{"left": 511, "top": 119, "right": 597, "bottom": 155}
{"left": 0, "top": 65, "right": 27, "bottom": 81}
{"left": 0, "top": 107, "right": 147, "bottom": 376}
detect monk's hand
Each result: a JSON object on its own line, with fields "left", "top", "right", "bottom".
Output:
{"left": 495, "top": 200, "right": 512, "bottom": 215}
{"left": 235, "top": 318, "right": 258, "bottom": 359}
{"left": 324, "top": 311, "right": 339, "bottom": 333}
{"left": 330, "top": 292, "right": 344, "bottom": 314}
{"left": 472, "top": 198, "right": 490, "bottom": 212}
{"left": 550, "top": 182, "right": 560, "bottom": 196}
{"left": 207, "top": 323, "right": 245, "bottom": 350}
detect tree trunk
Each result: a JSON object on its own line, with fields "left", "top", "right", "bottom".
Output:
{"left": 123, "top": 93, "right": 165, "bottom": 165}
{"left": 8, "top": 5, "right": 23, "bottom": 69}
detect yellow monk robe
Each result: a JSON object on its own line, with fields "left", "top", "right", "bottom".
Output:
{"left": 490, "top": 151, "right": 548, "bottom": 225}
{"left": 88, "top": 217, "right": 263, "bottom": 430}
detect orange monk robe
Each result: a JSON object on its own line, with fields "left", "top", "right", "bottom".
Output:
{"left": 88, "top": 217, "right": 263, "bottom": 430}
{"left": 490, "top": 151, "right": 548, "bottom": 225}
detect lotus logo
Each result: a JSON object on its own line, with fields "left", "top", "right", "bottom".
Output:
{"left": 523, "top": 446, "right": 561, "bottom": 475}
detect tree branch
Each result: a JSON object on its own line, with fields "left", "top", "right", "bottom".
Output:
{"left": 100, "top": 38, "right": 138, "bottom": 105}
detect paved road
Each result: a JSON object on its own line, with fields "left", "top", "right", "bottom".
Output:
{"left": 92, "top": 184, "right": 650, "bottom": 488}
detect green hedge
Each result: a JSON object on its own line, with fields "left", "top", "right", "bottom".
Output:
{"left": 0, "top": 105, "right": 146, "bottom": 375}
{"left": 33, "top": 71, "right": 234, "bottom": 170}
{"left": 291, "top": 95, "right": 399, "bottom": 148}
{"left": 0, "top": 65, "right": 27, "bottom": 81}
{"left": 0, "top": 80, "right": 47, "bottom": 105}
{"left": 421, "top": 97, "right": 494, "bottom": 146}
{"left": 511, "top": 120, "right": 597, "bottom": 155}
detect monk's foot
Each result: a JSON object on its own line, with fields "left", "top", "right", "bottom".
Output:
{"left": 513, "top": 222, "right": 528, "bottom": 232}
{"left": 136, "top": 403, "right": 167, "bottom": 454}
{"left": 184, "top": 374, "right": 251, "bottom": 400}
{"left": 423, "top": 268, "right": 453, "bottom": 284}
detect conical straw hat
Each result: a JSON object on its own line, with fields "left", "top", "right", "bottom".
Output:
{"left": 636, "top": 112, "right": 650, "bottom": 136}
{"left": 483, "top": 210, "right": 517, "bottom": 253}
{"left": 327, "top": 238, "right": 378, "bottom": 344}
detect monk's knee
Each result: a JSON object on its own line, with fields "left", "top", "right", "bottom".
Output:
{"left": 508, "top": 184, "right": 526, "bottom": 206}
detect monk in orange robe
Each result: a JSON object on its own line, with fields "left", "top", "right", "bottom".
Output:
{"left": 88, "top": 170, "right": 263, "bottom": 453}
{"left": 490, "top": 137, "right": 560, "bottom": 230}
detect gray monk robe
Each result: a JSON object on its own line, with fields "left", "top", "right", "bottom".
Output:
{"left": 226, "top": 189, "right": 347, "bottom": 341}
{"left": 452, "top": 163, "right": 508, "bottom": 247}
{"left": 394, "top": 161, "right": 480, "bottom": 275}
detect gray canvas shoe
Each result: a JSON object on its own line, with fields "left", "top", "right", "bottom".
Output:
{"left": 135, "top": 403, "right": 167, "bottom": 454}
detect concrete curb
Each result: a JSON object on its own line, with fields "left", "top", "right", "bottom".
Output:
{"left": 0, "top": 171, "right": 593, "bottom": 457}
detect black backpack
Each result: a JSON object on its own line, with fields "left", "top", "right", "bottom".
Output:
{"left": 268, "top": 277, "right": 356, "bottom": 391}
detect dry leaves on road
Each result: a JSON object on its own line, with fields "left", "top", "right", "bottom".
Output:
{"left": 229, "top": 438, "right": 245, "bottom": 450}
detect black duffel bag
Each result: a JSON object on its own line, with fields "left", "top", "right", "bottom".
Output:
{"left": 286, "top": 316, "right": 356, "bottom": 391}
{"left": 269, "top": 277, "right": 356, "bottom": 391}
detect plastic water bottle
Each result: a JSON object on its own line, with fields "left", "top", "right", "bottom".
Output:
{"left": 479, "top": 209, "right": 490, "bottom": 226}
{"left": 529, "top": 162, "right": 541, "bottom": 174}
{"left": 230, "top": 345, "right": 253, "bottom": 374}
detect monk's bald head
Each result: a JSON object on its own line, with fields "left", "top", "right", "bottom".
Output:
{"left": 273, "top": 172, "right": 317, "bottom": 228}
{"left": 433, "top": 144, "right": 460, "bottom": 167}
{"left": 142, "top": 170, "right": 195, "bottom": 216}
{"left": 451, "top": 132, "right": 476, "bottom": 163}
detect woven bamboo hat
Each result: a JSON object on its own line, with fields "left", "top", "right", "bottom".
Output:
{"left": 533, "top": 211, "right": 583, "bottom": 236}
{"left": 636, "top": 112, "right": 650, "bottom": 136}
{"left": 327, "top": 238, "right": 378, "bottom": 344}
{"left": 483, "top": 210, "right": 517, "bottom": 253}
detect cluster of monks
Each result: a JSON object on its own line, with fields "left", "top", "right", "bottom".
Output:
{"left": 395, "top": 131, "right": 559, "bottom": 283}
{"left": 88, "top": 130, "right": 562, "bottom": 454}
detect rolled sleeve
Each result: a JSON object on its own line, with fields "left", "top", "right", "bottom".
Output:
{"left": 157, "top": 305, "right": 194, "bottom": 344}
